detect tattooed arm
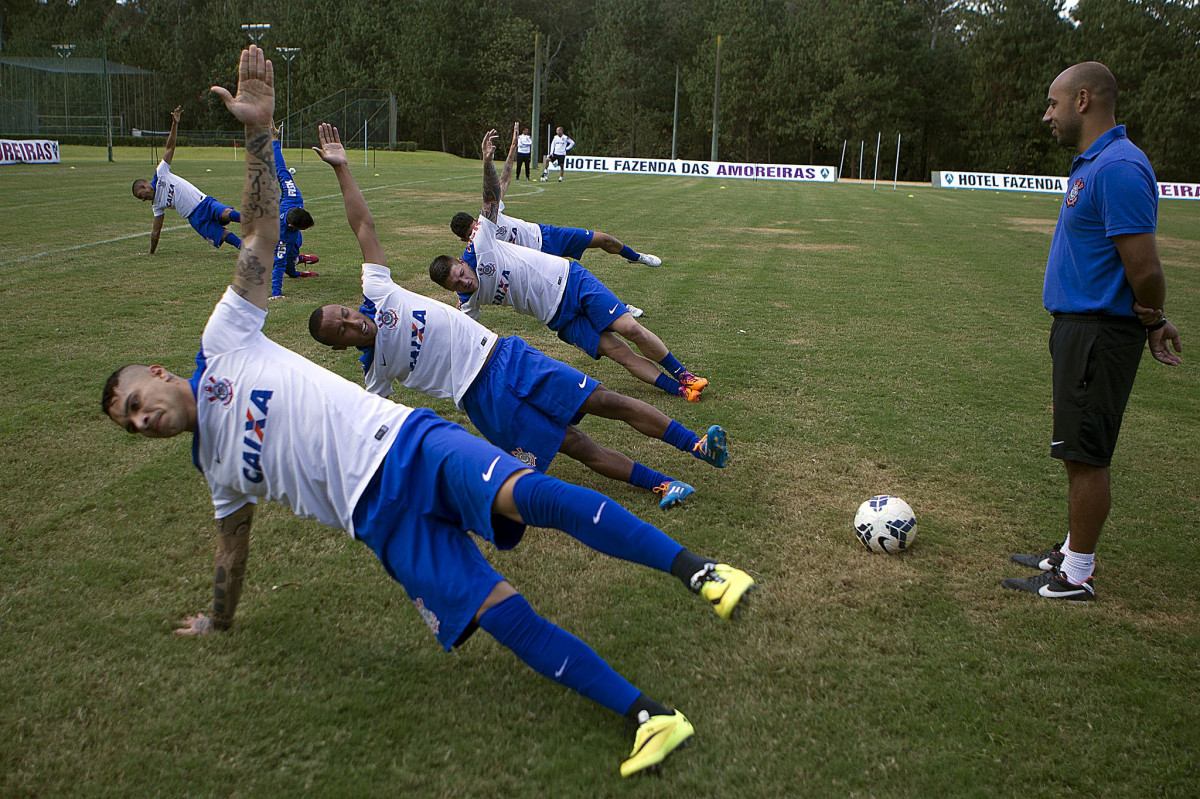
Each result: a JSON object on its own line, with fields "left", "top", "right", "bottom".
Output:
{"left": 498, "top": 121, "right": 518, "bottom": 200}
{"left": 175, "top": 503, "right": 253, "bottom": 636}
{"left": 211, "top": 45, "right": 277, "bottom": 311}
{"left": 480, "top": 128, "right": 501, "bottom": 224}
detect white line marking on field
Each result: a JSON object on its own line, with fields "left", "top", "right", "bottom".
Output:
{"left": 0, "top": 172, "right": 604, "bottom": 266}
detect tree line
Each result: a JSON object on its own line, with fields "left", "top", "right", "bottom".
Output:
{"left": 4, "top": 0, "right": 1198, "bottom": 180}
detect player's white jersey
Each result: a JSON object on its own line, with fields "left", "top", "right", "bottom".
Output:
{"left": 152, "top": 160, "right": 206, "bottom": 219}
{"left": 549, "top": 134, "right": 574, "bottom": 156}
{"left": 517, "top": 134, "right": 532, "bottom": 154}
{"left": 194, "top": 287, "right": 412, "bottom": 535}
{"left": 460, "top": 216, "right": 569, "bottom": 324}
{"left": 361, "top": 262, "right": 497, "bottom": 406}
{"left": 494, "top": 201, "right": 543, "bottom": 250}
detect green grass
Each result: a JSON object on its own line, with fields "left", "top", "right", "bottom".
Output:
{"left": 2, "top": 145, "right": 1198, "bottom": 797}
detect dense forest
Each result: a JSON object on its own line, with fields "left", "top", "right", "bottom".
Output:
{"left": 3, "top": 0, "right": 1198, "bottom": 180}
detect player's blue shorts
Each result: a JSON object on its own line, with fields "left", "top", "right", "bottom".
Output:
{"left": 547, "top": 262, "right": 627, "bottom": 359}
{"left": 461, "top": 336, "right": 598, "bottom": 473}
{"left": 188, "top": 196, "right": 235, "bottom": 248}
{"left": 351, "top": 409, "right": 531, "bottom": 651}
{"left": 539, "top": 223, "right": 594, "bottom": 261}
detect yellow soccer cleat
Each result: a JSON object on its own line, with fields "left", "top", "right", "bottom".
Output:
{"left": 697, "top": 563, "right": 756, "bottom": 619}
{"left": 619, "top": 710, "right": 695, "bottom": 777}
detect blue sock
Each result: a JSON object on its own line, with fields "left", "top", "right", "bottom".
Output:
{"left": 653, "top": 372, "right": 681, "bottom": 396}
{"left": 224, "top": 231, "right": 242, "bottom": 249}
{"left": 628, "top": 462, "right": 670, "bottom": 491}
{"left": 228, "top": 209, "right": 242, "bottom": 223}
{"left": 658, "top": 353, "right": 686, "bottom": 378}
{"left": 661, "top": 420, "right": 700, "bottom": 453}
{"left": 511, "top": 471, "right": 682, "bottom": 572}
{"left": 477, "top": 594, "right": 638, "bottom": 715}
{"left": 619, "top": 245, "right": 639, "bottom": 261}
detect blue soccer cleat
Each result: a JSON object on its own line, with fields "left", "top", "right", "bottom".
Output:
{"left": 653, "top": 480, "right": 695, "bottom": 510}
{"left": 692, "top": 425, "right": 728, "bottom": 467}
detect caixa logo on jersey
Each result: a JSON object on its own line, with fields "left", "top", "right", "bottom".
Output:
{"left": 202, "top": 376, "right": 235, "bottom": 406}
{"left": 242, "top": 389, "right": 273, "bottom": 483}
{"left": 409, "top": 310, "right": 427, "bottom": 370}
{"left": 376, "top": 308, "right": 399, "bottom": 330}
{"left": 491, "top": 269, "right": 511, "bottom": 305}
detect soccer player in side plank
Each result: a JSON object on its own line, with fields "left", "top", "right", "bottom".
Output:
{"left": 431, "top": 129, "right": 708, "bottom": 402}
{"left": 306, "top": 123, "right": 727, "bottom": 511}
{"left": 131, "top": 105, "right": 243, "bottom": 254}
{"left": 450, "top": 122, "right": 664, "bottom": 269}
{"left": 268, "top": 121, "right": 319, "bottom": 300}
{"left": 100, "top": 46, "right": 755, "bottom": 777}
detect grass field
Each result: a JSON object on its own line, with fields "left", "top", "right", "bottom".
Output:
{"left": 2, "top": 144, "right": 1198, "bottom": 797}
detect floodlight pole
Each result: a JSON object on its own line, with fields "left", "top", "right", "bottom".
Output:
{"left": 711, "top": 35, "right": 722, "bottom": 162}
{"left": 671, "top": 65, "right": 679, "bottom": 160}
{"left": 52, "top": 44, "right": 75, "bottom": 133}
{"left": 241, "top": 23, "right": 271, "bottom": 44}
{"left": 277, "top": 47, "right": 300, "bottom": 148}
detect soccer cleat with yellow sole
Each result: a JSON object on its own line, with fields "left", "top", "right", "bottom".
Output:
{"left": 694, "top": 563, "right": 756, "bottom": 619}
{"left": 620, "top": 710, "right": 694, "bottom": 777}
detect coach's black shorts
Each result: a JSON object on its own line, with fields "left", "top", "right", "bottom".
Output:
{"left": 1049, "top": 314, "right": 1145, "bottom": 467}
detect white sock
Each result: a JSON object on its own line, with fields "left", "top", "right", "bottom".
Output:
{"left": 1060, "top": 544, "right": 1094, "bottom": 584}
{"left": 1061, "top": 532, "right": 1071, "bottom": 551}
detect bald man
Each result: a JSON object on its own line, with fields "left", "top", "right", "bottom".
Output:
{"left": 1004, "top": 61, "right": 1183, "bottom": 601}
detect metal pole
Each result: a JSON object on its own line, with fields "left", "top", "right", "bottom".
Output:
{"left": 531, "top": 32, "right": 542, "bottom": 166}
{"left": 858, "top": 141, "right": 863, "bottom": 182}
{"left": 893, "top": 133, "right": 901, "bottom": 191}
{"left": 103, "top": 40, "right": 114, "bottom": 161}
{"left": 872, "top": 131, "right": 881, "bottom": 190}
{"left": 671, "top": 65, "right": 679, "bottom": 160}
{"left": 710, "top": 35, "right": 721, "bottom": 162}
{"left": 364, "top": 120, "right": 368, "bottom": 167}
{"left": 276, "top": 48, "right": 300, "bottom": 148}
{"left": 52, "top": 44, "right": 75, "bottom": 133}
{"left": 838, "top": 139, "right": 846, "bottom": 179}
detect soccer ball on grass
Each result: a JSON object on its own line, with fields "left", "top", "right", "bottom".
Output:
{"left": 853, "top": 495, "right": 917, "bottom": 554}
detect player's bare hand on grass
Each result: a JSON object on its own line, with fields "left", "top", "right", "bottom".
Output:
{"left": 312, "top": 123, "right": 348, "bottom": 167}
{"left": 174, "top": 613, "right": 216, "bottom": 636}
{"left": 210, "top": 45, "right": 274, "bottom": 128}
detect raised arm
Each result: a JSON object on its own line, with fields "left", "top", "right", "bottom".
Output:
{"left": 175, "top": 503, "right": 254, "bottom": 636}
{"left": 480, "top": 128, "right": 501, "bottom": 224}
{"left": 211, "top": 45, "right": 277, "bottom": 311}
{"left": 313, "top": 123, "right": 385, "bottom": 266}
{"left": 498, "top": 122, "right": 518, "bottom": 200}
{"left": 162, "top": 105, "right": 182, "bottom": 165}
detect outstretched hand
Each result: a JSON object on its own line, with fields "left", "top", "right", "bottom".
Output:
{"left": 170, "top": 105, "right": 182, "bottom": 124}
{"left": 482, "top": 128, "right": 498, "bottom": 160}
{"left": 312, "top": 123, "right": 348, "bottom": 167}
{"left": 210, "top": 45, "right": 275, "bottom": 128}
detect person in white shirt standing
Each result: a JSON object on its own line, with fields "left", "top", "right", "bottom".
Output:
{"left": 131, "top": 105, "right": 242, "bottom": 254}
{"left": 515, "top": 124, "right": 533, "bottom": 180}
{"left": 102, "top": 45, "right": 755, "bottom": 779}
{"left": 540, "top": 125, "right": 574, "bottom": 182}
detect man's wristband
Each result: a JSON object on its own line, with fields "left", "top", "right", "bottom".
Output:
{"left": 1146, "top": 317, "right": 1168, "bottom": 331}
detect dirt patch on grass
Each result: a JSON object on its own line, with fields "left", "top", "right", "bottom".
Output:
{"left": 1005, "top": 218, "right": 1056, "bottom": 235}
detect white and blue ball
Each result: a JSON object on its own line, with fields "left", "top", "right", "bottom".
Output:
{"left": 853, "top": 495, "right": 917, "bottom": 554}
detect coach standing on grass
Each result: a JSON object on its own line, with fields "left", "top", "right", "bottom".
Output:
{"left": 1004, "top": 61, "right": 1183, "bottom": 601}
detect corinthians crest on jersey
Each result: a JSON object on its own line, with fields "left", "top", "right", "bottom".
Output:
{"left": 203, "top": 375, "right": 235, "bottom": 406}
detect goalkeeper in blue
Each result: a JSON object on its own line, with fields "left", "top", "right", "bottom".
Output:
{"left": 101, "top": 49, "right": 754, "bottom": 778}
{"left": 269, "top": 122, "right": 319, "bottom": 299}
{"left": 307, "top": 123, "right": 727, "bottom": 511}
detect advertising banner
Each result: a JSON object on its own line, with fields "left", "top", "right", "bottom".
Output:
{"left": 1, "top": 139, "right": 61, "bottom": 165}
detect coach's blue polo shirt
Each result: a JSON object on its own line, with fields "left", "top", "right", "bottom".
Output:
{"left": 1043, "top": 125, "right": 1157, "bottom": 316}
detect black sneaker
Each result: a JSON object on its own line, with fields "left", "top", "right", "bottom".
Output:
{"left": 1001, "top": 567, "right": 1094, "bottom": 601}
{"left": 1009, "top": 541, "right": 1065, "bottom": 571}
